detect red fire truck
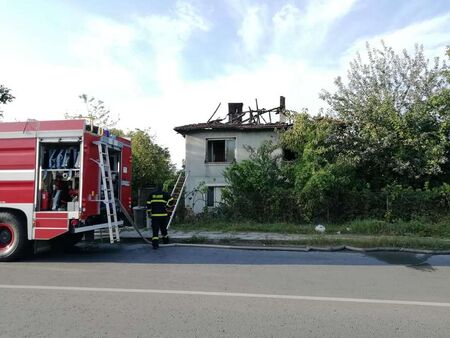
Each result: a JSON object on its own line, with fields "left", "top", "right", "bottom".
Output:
{"left": 0, "top": 119, "right": 132, "bottom": 261}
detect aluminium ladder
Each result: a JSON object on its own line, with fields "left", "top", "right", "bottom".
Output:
{"left": 96, "top": 142, "right": 120, "bottom": 243}
{"left": 167, "top": 171, "right": 188, "bottom": 229}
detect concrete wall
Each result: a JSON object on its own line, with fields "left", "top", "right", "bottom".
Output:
{"left": 184, "top": 130, "right": 279, "bottom": 214}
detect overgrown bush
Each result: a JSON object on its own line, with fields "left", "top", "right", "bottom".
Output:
{"left": 222, "top": 141, "right": 296, "bottom": 222}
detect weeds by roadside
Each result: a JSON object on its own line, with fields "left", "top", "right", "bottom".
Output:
{"left": 173, "top": 216, "right": 450, "bottom": 238}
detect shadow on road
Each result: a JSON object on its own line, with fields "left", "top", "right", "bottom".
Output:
{"left": 20, "top": 242, "right": 450, "bottom": 269}
{"left": 364, "top": 252, "right": 436, "bottom": 272}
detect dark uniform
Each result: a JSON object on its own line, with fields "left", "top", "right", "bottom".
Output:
{"left": 147, "top": 187, "right": 174, "bottom": 249}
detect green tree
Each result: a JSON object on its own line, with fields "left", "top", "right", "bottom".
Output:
{"left": 427, "top": 47, "right": 450, "bottom": 183}
{"left": 129, "top": 129, "right": 175, "bottom": 193}
{"left": 0, "top": 84, "right": 15, "bottom": 117}
{"left": 65, "top": 94, "right": 119, "bottom": 128}
{"left": 319, "top": 42, "right": 449, "bottom": 188}
{"left": 282, "top": 113, "right": 361, "bottom": 221}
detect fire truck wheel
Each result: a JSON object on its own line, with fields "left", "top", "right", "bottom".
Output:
{"left": 0, "top": 212, "right": 29, "bottom": 262}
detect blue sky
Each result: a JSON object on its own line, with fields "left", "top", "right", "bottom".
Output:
{"left": 1, "top": 0, "right": 449, "bottom": 165}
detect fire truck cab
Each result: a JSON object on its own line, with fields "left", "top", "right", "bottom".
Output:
{"left": 0, "top": 119, "right": 132, "bottom": 261}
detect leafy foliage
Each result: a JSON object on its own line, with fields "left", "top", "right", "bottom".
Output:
{"left": 319, "top": 42, "right": 449, "bottom": 188}
{"left": 222, "top": 141, "right": 295, "bottom": 222}
{"left": 129, "top": 129, "right": 175, "bottom": 191}
{"left": 0, "top": 84, "right": 15, "bottom": 117}
{"left": 0, "top": 85, "right": 14, "bottom": 104}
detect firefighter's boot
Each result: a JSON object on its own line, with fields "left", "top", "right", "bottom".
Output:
{"left": 162, "top": 235, "right": 169, "bottom": 244}
{"left": 152, "top": 237, "right": 159, "bottom": 250}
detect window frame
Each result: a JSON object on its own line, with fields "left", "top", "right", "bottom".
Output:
{"left": 206, "top": 185, "right": 227, "bottom": 208}
{"left": 206, "top": 186, "right": 215, "bottom": 207}
{"left": 205, "top": 137, "right": 236, "bottom": 163}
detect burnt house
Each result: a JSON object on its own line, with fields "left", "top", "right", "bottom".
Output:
{"left": 174, "top": 97, "right": 291, "bottom": 214}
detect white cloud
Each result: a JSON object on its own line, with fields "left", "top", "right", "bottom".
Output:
{"left": 342, "top": 12, "right": 450, "bottom": 66}
{"left": 237, "top": 4, "right": 267, "bottom": 55}
{"left": 137, "top": 1, "right": 210, "bottom": 91}
{"left": 272, "top": 0, "right": 357, "bottom": 54}
{"left": 1, "top": 1, "right": 213, "bottom": 165}
{"left": 272, "top": 3, "right": 302, "bottom": 51}
{"left": 304, "top": 0, "right": 357, "bottom": 26}
{"left": 1, "top": 0, "right": 448, "bottom": 168}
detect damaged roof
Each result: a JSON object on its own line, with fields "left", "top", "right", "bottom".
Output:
{"left": 174, "top": 96, "right": 293, "bottom": 135}
{"left": 174, "top": 122, "right": 291, "bottom": 135}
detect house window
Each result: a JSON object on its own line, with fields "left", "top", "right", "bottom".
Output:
{"left": 206, "top": 138, "right": 235, "bottom": 163}
{"left": 206, "top": 186, "right": 224, "bottom": 207}
{"left": 206, "top": 187, "right": 215, "bottom": 207}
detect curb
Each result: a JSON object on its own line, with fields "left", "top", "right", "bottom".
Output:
{"left": 117, "top": 237, "right": 450, "bottom": 255}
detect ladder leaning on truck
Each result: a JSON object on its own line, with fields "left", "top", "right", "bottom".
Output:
{"left": 0, "top": 119, "right": 132, "bottom": 261}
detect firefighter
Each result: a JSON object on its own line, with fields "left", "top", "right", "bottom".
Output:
{"left": 147, "top": 184, "right": 174, "bottom": 249}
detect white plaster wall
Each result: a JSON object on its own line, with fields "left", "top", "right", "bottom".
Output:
{"left": 183, "top": 130, "right": 279, "bottom": 214}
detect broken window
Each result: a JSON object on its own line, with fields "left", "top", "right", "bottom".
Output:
{"left": 206, "top": 138, "right": 235, "bottom": 163}
{"left": 282, "top": 148, "right": 297, "bottom": 161}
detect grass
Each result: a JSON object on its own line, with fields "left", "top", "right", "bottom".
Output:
{"left": 172, "top": 217, "right": 450, "bottom": 238}
{"left": 167, "top": 216, "right": 450, "bottom": 250}
{"left": 173, "top": 221, "right": 311, "bottom": 233}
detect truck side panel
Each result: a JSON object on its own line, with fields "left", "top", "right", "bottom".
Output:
{"left": 34, "top": 212, "right": 69, "bottom": 240}
{"left": 0, "top": 181, "right": 35, "bottom": 203}
{"left": 120, "top": 143, "right": 132, "bottom": 213}
{"left": 0, "top": 138, "right": 36, "bottom": 170}
{"left": 0, "top": 139, "right": 36, "bottom": 240}
{"left": 81, "top": 132, "right": 101, "bottom": 220}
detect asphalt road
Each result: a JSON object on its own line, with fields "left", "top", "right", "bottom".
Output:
{"left": 1, "top": 243, "right": 450, "bottom": 337}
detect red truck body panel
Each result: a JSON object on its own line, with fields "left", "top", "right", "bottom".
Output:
{"left": 0, "top": 138, "right": 36, "bottom": 170}
{"left": 34, "top": 212, "right": 69, "bottom": 240}
{"left": 120, "top": 142, "right": 132, "bottom": 211}
{"left": 0, "top": 138, "right": 36, "bottom": 205}
{"left": 81, "top": 132, "right": 101, "bottom": 218}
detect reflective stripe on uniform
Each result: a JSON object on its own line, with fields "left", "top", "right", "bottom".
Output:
{"left": 152, "top": 236, "right": 159, "bottom": 240}
{"left": 147, "top": 199, "right": 168, "bottom": 204}
{"left": 151, "top": 213, "right": 168, "bottom": 217}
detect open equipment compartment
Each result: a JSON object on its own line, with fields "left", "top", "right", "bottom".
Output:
{"left": 36, "top": 138, "right": 82, "bottom": 212}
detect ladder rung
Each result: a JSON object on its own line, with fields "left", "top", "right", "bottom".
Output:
{"left": 92, "top": 199, "right": 116, "bottom": 203}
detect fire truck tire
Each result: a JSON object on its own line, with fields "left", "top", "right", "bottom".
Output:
{"left": 0, "top": 212, "right": 29, "bottom": 262}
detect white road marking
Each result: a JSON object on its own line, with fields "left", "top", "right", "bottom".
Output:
{"left": 0, "top": 284, "right": 449, "bottom": 308}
